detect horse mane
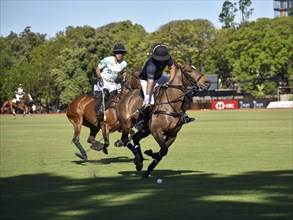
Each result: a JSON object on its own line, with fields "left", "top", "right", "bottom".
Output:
{"left": 119, "top": 71, "right": 141, "bottom": 97}
{"left": 124, "top": 71, "right": 141, "bottom": 90}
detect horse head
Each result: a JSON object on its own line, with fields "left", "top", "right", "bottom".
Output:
{"left": 22, "top": 93, "right": 34, "bottom": 104}
{"left": 120, "top": 71, "right": 141, "bottom": 94}
{"left": 175, "top": 61, "right": 211, "bottom": 91}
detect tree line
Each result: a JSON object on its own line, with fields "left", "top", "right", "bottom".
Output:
{"left": 0, "top": 16, "right": 292, "bottom": 107}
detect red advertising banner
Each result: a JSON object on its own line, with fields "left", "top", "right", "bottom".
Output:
{"left": 212, "top": 100, "right": 238, "bottom": 110}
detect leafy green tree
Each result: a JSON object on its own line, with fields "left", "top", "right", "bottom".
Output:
{"left": 206, "top": 28, "right": 235, "bottom": 84}
{"left": 52, "top": 47, "right": 91, "bottom": 104}
{"left": 1, "top": 17, "right": 292, "bottom": 106}
{"left": 52, "top": 26, "right": 97, "bottom": 104}
{"left": 219, "top": 0, "right": 238, "bottom": 28}
{"left": 238, "top": 0, "right": 254, "bottom": 22}
{"left": 51, "top": 22, "right": 147, "bottom": 104}
{"left": 0, "top": 27, "right": 46, "bottom": 101}
{"left": 148, "top": 19, "right": 216, "bottom": 72}
{"left": 95, "top": 20, "right": 147, "bottom": 71}
{"left": 226, "top": 17, "right": 293, "bottom": 95}
{"left": 27, "top": 37, "right": 68, "bottom": 104}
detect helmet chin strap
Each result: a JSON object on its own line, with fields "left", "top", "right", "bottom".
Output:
{"left": 114, "top": 54, "right": 123, "bottom": 63}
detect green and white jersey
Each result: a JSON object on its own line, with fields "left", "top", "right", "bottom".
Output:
{"left": 98, "top": 56, "right": 127, "bottom": 82}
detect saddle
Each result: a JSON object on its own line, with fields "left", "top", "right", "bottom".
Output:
{"left": 94, "top": 90, "right": 117, "bottom": 115}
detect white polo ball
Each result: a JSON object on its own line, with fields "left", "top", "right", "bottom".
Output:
{"left": 157, "top": 178, "right": 163, "bottom": 184}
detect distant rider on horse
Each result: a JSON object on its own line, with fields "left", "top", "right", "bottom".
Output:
{"left": 135, "top": 44, "right": 195, "bottom": 129}
{"left": 95, "top": 44, "right": 128, "bottom": 121}
{"left": 15, "top": 84, "right": 24, "bottom": 104}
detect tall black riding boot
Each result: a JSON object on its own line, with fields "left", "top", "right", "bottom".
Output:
{"left": 134, "top": 105, "right": 150, "bottom": 130}
{"left": 180, "top": 93, "right": 195, "bottom": 124}
{"left": 94, "top": 91, "right": 103, "bottom": 121}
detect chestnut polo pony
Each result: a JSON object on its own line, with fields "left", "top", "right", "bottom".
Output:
{"left": 66, "top": 71, "right": 141, "bottom": 161}
{"left": 115, "top": 61, "right": 211, "bottom": 178}
{"left": 1, "top": 93, "right": 34, "bottom": 119}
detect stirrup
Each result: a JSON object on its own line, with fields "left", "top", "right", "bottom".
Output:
{"left": 180, "top": 113, "right": 195, "bottom": 125}
{"left": 184, "top": 117, "right": 195, "bottom": 124}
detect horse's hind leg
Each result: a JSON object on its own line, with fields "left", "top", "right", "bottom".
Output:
{"left": 70, "top": 118, "right": 88, "bottom": 161}
{"left": 124, "top": 129, "right": 150, "bottom": 171}
{"left": 101, "top": 123, "right": 110, "bottom": 154}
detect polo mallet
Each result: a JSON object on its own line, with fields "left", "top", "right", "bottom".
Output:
{"left": 102, "top": 90, "right": 106, "bottom": 122}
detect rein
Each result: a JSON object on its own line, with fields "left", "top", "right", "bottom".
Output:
{"left": 152, "top": 63, "right": 200, "bottom": 118}
{"left": 153, "top": 86, "right": 195, "bottom": 118}
{"left": 175, "top": 62, "right": 204, "bottom": 91}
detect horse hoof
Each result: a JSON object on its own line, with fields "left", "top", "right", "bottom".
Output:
{"left": 90, "top": 142, "right": 104, "bottom": 151}
{"left": 141, "top": 171, "right": 149, "bottom": 179}
{"left": 114, "top": 139, "right": 123, "bottom": 147}
{"left": 134, "top": 153, "right": 143, "bottom": 171}
{"left": 102, "top": 147, "right": 108, "bottom": 155}
{"left": 144, "top": 149, "right": 153, "bottom": 157}
{"left": 74, "top": 152, "right": 88, "bottom": 161}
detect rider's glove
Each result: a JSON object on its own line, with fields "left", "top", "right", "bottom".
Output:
{"left": 143, "top": 94, "right": 150, "bottom": 107}
{"left": 117, "top": 83, "right": 122, "bottom": 93}
{"left": 163, "top": 81, "right": 170, "bottom": 88}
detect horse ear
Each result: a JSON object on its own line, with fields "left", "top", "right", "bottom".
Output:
{"left": 174, "top": 61, "right": 180, "bottom": 69}
{"left": 174, "top": 60, "right": 184, "bottom": 69}
{"left": 133, "top": 71, "right": 140, "bottom": 78}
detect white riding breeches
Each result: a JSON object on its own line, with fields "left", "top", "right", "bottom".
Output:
{"left": 140, "top": 74, "right": 169, "bottom": 105}
{"left": 95, "top": 78, "right": 120, "bottom": 94}
{"left": 15, "top": 94, "right": 23, "bottom": 102}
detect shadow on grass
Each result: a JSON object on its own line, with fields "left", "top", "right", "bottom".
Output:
{"left": 71, "top": 156, "right": 134, "bottom": 165}
{"left": 0, "top": 170, "right": 292, "bottom": 220}
{"left": 71, "top": 156, "right": 150, "bottom": 165}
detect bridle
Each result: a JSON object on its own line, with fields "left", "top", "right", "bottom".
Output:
{"left": 152, "top": 62, "right": 204, "bottom": 118}
{"left": 175, "top": 61, "right": 205, "bottom": 91}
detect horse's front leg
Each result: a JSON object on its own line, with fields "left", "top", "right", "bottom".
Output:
{"left": 87, "top": 127, "right": 105, "bottom": 153}
{"left": 142, "top": 135, "right": 176, "bottom": 179}
{"left": 123, "top": 129, "right": 150, "bottom": 171}
{"left": 143, "top": 147, "right": 168, "bottom": 179}
{"left": 10, "top": 106, "right": 16, "bottom": 119}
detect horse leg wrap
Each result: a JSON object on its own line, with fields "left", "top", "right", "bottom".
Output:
{"left": 146, "top": 159, "right": 159, "bottom": 175}
{"left": 73, "top": 139, "right": 87, "bottom": 158}
{"left": 133, "top": 130, "right": 150, "bottom": 145}
{"left": 125, "top": 142, "right": 138, "bottom": 155}
{"left": 90, "top": 140, "right": 104, "bottom": 151}
{"left": 144, "top": 150, "right": 167, "bottom": 177}
{"left": 134, "top": 144, "right": 143, "bottom": 159}
{"left": 152, "top": 149, "right": 167, "bottom": 162}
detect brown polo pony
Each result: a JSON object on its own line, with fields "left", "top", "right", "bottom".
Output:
{"left": 66, "top": 71, "right": 141, "bottom": 161}
{"left": 1, "top": 93, "right": 34, "bottom": 119}
{"left": 116, "top": 61, "right": 211, "bottom": 178}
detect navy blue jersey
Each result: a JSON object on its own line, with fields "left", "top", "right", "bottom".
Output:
{"left": 140, "top": 57, "right": 174, "bottom": 81}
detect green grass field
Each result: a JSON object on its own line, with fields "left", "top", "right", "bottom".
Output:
{"left": 0, "top": 109, "right": 292, "bottom": 220}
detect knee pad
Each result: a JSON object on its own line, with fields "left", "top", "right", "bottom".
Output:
{"left": 103, "top": 89, "right": 110, "bottom": 99}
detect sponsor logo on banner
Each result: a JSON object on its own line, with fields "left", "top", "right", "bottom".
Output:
{"left": 238, "top": 100, "right": 265, "bottom": 109}
{"left": 212, "top": 100, "right": 238, "bottom": 110}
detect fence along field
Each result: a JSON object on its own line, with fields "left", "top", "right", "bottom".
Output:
{"left": 0, "top": 109, "right": 292, "bottom": 220}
